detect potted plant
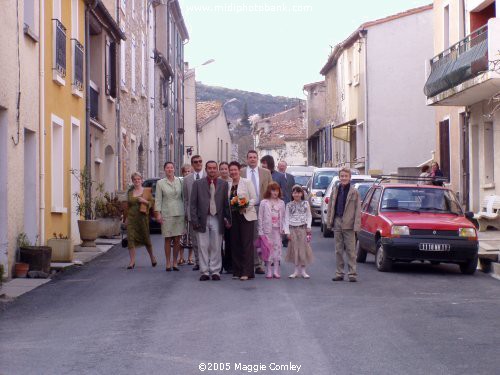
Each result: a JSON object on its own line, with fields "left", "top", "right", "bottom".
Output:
{"left": 71, "top": 168, "right": 104, "bottom": 247}
{"left": 17, "top": 232, "right": 52, "bottom": 275}
{"left": 47, "top": 233, "right": 73, "bottom": 262}
{"left": 0, "top": 263, "right": 4, "bottom": 289}
{"left": 96, "top": 192, "right": 124, "bottom": 238}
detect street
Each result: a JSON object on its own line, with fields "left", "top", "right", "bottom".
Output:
{"left": 1, "top": 226, "right": 499, "bottom": 375}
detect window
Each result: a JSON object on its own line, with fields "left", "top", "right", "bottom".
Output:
{"left": 120, "top": 39, "right": 126, "bottom": 88}
{"left": 367, "top": 188, "right": 381, "bottom": 215}
{"left": 141, "top": 34, "right": 146, "bottom": 96}
{"left": 24, "top": 0, "right": 36, "bottom": 37}
{"left": 484, "top": 122, "right": 494, "bottom": 185}
{"left": 105, "top": 38, "right": 117, "bottom": 98}
{"left": 53, "top": 0, "right": 61, "bottom": 20}
{"left": 353, "top": 43, "right": 360, "bottom": 86}
{"left": 71, "top": 0, "right": 78, "bottom": 39}
{"left": 131, "top": 34, "right": 136, "bottom": 95}
{"left": 443, "top": 5, "right": 450, "bottom": 49}
{"left": 132, "top": 0, "right": 135, "bottom": 19}
{"left": 51, "top": 114, "right": 65, "bottom": 213}
{"left": 94, "top": 136, "right": 102, "bottom": 161}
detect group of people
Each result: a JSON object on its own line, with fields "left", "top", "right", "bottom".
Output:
{"left": 124, "top": 151, "right": 362, "bottom": 283}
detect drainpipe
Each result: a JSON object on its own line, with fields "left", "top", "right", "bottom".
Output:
{"left": 116, "top": 0, "right": 122, "bottom": 189}
{"left": 85, "top": 5, "right": 91, "bottom": 219}
{"left": 361, "top": 30, "right": 369, "bottom": 175}
{"left": 39, "top": 0, "right": 46, "bottom": 244}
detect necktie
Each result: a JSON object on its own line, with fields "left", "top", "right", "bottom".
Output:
{"left": 251, "top": 169, "right": 259, "bottom": 203}
{"left": 209, "top": 181, "right": 217, "bottom": 215}
{"left": 196, "top": 173, "right": 200, "bottom": 180}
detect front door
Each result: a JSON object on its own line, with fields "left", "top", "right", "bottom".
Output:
{"left": 439, "top": 119, "right": 451, "bottom": 180}
{"left": 460, "top": 113, "right": 470, "bottom": 210}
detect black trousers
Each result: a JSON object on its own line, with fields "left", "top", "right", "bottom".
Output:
{"left": 221, "top": 227, "right": 232, "bottom": 272}
{"left": 230, "top": 213, "right": 255, "bottom": 278}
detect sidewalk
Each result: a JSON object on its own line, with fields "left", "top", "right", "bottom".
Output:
{"left": 0, "top": 238, "right": 120, "bottom": 300}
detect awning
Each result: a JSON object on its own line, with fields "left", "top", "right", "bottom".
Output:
{"left": 332, "top": 120, "right": 356, "bottom": 142}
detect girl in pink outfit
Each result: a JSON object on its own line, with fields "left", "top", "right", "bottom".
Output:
{"left": 258, "top": 182, "right": 285, "bottom": 279}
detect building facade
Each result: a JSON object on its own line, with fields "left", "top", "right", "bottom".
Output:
{"left": 321, "top": 5, "right": 435, "bottom": 174}
{"left": 303, "top": 81, "right": 327, "bottom": 167}
{"left": 0, "top": 0, "right": 41, "bottom": 277}
{"left": 424, "top": 0, "right": 499, "bottom": 211}
{"left": 196, "top": 101, "right": 233, "bottom": 163}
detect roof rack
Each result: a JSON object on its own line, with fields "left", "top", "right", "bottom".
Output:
{"left": 372, "top": 175, "right": 449, "bottom": 185}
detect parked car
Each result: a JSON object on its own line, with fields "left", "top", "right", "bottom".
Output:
{"left": 357, "top": 182, "right": 478, "bottom": 274}
{"left": 320, "top": 175, "right": 376, "bottom": 237}
{"left": 142, "top": 178, "right": 161, "bottom": 233}
{"left": 307, "top": 168, "right": 359, "bottom": 223}
{"left": 353, "top": 182, "right": 375, "bottom": 201}
{"left": 286, "top": 165, "right": 316, "bottom": 188}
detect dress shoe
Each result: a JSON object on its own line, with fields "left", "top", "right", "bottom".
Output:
{"left": 332, "top": 276, "right": 344, "bottom": 281}
{"left": 232, "top": 276, "right": 239, "bottom": 280}
{"left": 255, "top": 267, "right": 265, "bottom": 275}
{"left": 192, "top": 265, "right": 200, "bottom": 271}
{"left": 240, "top": 276, "right": 249, "bottom": 281}
{"left": 165, "top": 267, "right": 172, "bottom": 272}
{"left": 172, "top": 266, "right": 180, "bottom": 271}
{"left": 127, "top": 263, "right": 135, "bottom": 270}
{"left": 199, "top": 274, "right": 210, "bottom": 281}
{"left": 348, "top": 277, "right": 357, "bottom": 282}
{"left": 288, "top": 273, "right": 298, "bottom": 279}
{"left": 151, "top": 260, "right": 157, "bottom": 268}
{"left": 211, "top": 274, "right": 221, "bottom": 281}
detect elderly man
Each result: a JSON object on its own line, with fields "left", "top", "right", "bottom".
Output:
{"left": 241, "top": 150, "right": 272, "bottom": 275}
{"left": 277, "top": 160, "right": 295, "bottom": 204}
{"left": 326, "top": 167, "right": 361, "bottom": 282}
{"left": 183, "top": 155, "right": 205, "bottom": 271}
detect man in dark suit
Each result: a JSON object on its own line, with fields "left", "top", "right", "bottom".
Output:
{"left": 277, "top": 160, "right": 296, "bottom": 204}
{"left": 190, "top": 161, "right": 231, "bottom": 281}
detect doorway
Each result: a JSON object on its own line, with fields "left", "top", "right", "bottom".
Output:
{"left": 24, "top": 129, "right": 38, "bottom": 243}
{"left": 460, "top": 113, "right": 470, "bottom": 210}
{"left": 0, "top": 109, "right": 8, "bottom": 272}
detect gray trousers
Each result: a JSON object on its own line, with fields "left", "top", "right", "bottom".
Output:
{"left": 333, "top": 217, "right": 357, "bottom": 277}
{"left": 189, "top": 221, "right": 199, "bottom": 265}
{"left": 196, "top": 215, "right": 222, "bottom": 276}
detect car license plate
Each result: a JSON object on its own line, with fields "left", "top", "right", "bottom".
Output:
{"left": 419, "top": 243, "right": 450, "bottom": 251}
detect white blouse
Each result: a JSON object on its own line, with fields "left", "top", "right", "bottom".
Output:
{"left": 284, "top": 200, "right": 312, "bottom": 234}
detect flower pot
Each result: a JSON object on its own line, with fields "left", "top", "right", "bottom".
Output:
{"left": 15, "top": 262, "right": 29, "bottom": 278}
{"left": 20, "top": 246, "right": 52, "bottom": 274}
{"left": 77, "top": 219, "right": 98, "bottom": 247}
{"left": 97, "top": 218, "right": 121, "bottom": 238}
{"left": 47, "top": 238, "right": 74, "bottom": 262}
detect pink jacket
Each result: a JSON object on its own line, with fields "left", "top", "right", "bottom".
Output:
{"left": 258, "top": 199, "right": 285, "bottom": 236}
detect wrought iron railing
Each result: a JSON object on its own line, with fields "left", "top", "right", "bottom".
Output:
{"left": 424, "top": 24, "right": 488, "bottom": 97}
{"left": 72, "top": 39, "right": 84, "bottom": 91}
{"left": 53, "top": 19, "right": 67, "bottom": 77}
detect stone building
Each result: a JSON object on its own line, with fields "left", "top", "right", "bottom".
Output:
{"left": 196, "top": 101, "right": 233, "bottom": 163}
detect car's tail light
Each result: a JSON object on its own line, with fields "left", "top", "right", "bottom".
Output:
{"left": 324, "top": 197, "right": 330, "bottom": 204}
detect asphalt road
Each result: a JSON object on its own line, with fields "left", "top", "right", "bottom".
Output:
{"left": 1, "top": 226, "right": 499, "bottom": 375}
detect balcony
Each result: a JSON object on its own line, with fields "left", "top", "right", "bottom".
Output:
{"left": 424, "top": 18, "right": 500, "bottom": 106}
{"left": 52, "top": 19, "right": 66, "bottom": 85}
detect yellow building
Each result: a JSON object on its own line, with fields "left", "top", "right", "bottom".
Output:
{"left": 43, "top": 0, "right": 86, "bottom": 244}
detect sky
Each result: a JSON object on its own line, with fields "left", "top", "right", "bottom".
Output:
{"left": 179, "top": 0, "right": 432, "bottom": 99}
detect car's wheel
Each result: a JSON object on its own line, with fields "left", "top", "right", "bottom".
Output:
{"left": 375, "top": 240, "right": 392, "bottom": 272}
{"left": 356, "top": 239, "right": 367, "bottom": 263}
{"left": 459, "top": 255, "right": 478, "bottom": 275}
{"left": 320, "top": 223, "right": 324, "bottom": 232}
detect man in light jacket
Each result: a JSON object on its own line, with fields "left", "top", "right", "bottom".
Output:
{"left": 326, "top": 167, "right": 361, "bottom": 282}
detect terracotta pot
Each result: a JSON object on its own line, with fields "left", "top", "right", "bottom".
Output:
{"left": 15, "top": 262, "right": 29, "bottom": 278}
{"left": 77, "top": 219, "right": 98, "bottom": 247}
{"left": 97, "top": 218, "right": 121, "bottom": 238}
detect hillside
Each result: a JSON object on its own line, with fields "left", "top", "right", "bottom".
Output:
{"left": 196, "top": 82, "right": 303, "bottom": 121}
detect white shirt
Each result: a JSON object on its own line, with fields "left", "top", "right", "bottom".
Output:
{"left": 193, "top": 170, "right": 204, "bottom": 180}
{"left": 249, "top": 167, "right": 260, "bottom": 202}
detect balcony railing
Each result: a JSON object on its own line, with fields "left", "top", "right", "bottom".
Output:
{"left": 424, "top": 24, "right": 488, "bottom": 98}
{"left": 90, "top": 83, "right": 99, "bottom": 120}
{"left": 53, "top": 19, "right": 67, "bottom": 77}
{"left": 72, "top": 39, "right": 84, "bottom": 91}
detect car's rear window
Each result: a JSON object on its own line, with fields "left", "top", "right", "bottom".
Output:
{"left": 380, "top": 187, "right": 463, "bottom": 215}
{"left": 312, "top": 171, "right": 338, "bottom": 189}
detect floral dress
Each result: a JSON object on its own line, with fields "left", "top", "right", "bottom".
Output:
{"left": 127, "top": 189, "right": 152, "bottom": 249}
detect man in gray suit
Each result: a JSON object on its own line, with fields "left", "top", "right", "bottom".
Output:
{"left": 183, "top": 155, "right": 205, "bottom": 271}
{"left": 241, "top": 150, "right": 272, "bottom": 274}
{"left": 190, "top": 161, "right": 231, "bottom": 281}
{"left": 277, "top": 160, "right": 296, "bottom": 204}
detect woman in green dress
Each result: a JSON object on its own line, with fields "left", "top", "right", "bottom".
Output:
{"left": 125, "top": 172, "right": 157, "bottom": 269}
{"left": 155, "top": 162, "right": 185, "bottom": 271}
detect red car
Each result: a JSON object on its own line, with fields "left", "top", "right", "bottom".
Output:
{"left": 356, "top": 183, "right": 478, "bottom": 274}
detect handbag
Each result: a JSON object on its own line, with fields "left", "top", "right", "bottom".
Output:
{"left": 121, "top": 237, "right": 128, "bottom": 248}
{"left": 139, "top": 187, "right": 152, "bottom": 214}
{"left": 121, "top": 222, "right": 128, "bottom": 248}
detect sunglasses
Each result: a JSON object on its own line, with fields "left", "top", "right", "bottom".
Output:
{"left": 193, "top": 160, "right": 202, "bottom": 164}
